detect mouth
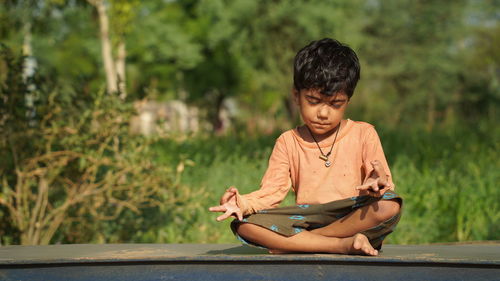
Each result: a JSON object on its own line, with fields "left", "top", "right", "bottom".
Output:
{"left": 311, "top": 122, "right": 330, "bottom": 126}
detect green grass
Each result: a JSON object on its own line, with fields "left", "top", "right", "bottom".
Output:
{"left": 152, "top": 121, "right": 499, "bottom": 244}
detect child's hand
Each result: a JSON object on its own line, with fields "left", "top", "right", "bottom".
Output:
{"left": 208, "top": 186, "right": 243, "bottom": 221}
{"left": 355, "top": 160, "right": 391, "bottom": 197}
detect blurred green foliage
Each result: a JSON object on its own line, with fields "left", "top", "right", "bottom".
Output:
{"left": 2, "top": 0, "right": 497, "bottom": 127}
{"left": 0, "top": 0, "right": 498, "bottom": 245}
{"left": 153, "top": 121, "right": 499, "bottom": 244}
{"left": 0, "top": 44, "right": 205, "bottom": 245}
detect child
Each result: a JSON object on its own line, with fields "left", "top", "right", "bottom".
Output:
{"left": 209, "top": 38, "right": 402, "bottom": 256}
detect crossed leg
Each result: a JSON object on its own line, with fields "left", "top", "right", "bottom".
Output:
{"left": 236, "top": 199, "right": 400, "bottom": 256}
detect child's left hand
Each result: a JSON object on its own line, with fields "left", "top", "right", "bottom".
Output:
{"left": 355, "top": 160, "right": 392, "bottom": 197}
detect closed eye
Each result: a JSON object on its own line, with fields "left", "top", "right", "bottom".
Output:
{"left": 330, "top": 102, "right": 344, "bottom": 108}
{"left": 308, "top": 100, "right": 320, "bottom": 105}
{"left": 330, "top": 99, "right": 347, "bottom": 108}
{"left": 306, "top": 96, "right": 321, "bottom": 105}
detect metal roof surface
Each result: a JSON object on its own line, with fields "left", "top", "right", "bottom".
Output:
{"left": 1, "top": 243, "right": 499, "bottom": 265}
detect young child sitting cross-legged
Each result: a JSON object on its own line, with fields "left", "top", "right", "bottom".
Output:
{"left": 209, "top": 38, "right": 402, "bottom": 256}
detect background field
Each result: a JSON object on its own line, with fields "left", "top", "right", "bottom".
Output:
{"left": 1, "top": 0, "right": 498, "bottom": 245}
{"left": 152, "top": 120, "right": 499, "bottom": 245}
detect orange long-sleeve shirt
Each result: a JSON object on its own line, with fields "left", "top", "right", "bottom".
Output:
{"left": 236, "top": 119, "right": 394, "bottom": 215}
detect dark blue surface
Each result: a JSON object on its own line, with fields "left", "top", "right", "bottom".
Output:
{"left": 3, "top": 262, "right": 500, "bottom": 281}
{"left": 1, "top": 244, "right": 499, "bottom": 281}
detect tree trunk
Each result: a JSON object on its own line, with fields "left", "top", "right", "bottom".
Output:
{"left": 22, "top": 21, "right": 37, "bottom": 126}
{"left": 213, "top": 93, "right": 226, "bottom": 134}
{"left": 116, "top": 40, "right": 127, "bottom": 100}
{"left": 90, "top": 0, "right": 118, "bottom": 94}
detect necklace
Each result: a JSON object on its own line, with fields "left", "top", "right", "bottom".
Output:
{"left": 307, "top": 123, "right": 340, "bottom": 167}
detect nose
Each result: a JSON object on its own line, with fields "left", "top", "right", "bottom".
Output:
{"left": 317, "top": 104, "right": 330, "bottom": 119}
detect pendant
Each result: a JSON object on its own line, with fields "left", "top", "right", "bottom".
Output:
{"left": 325, "top": 160, "right": 331, "bottom": 167}
{"left": 319, "top": 155, "right": 328, "bottom": 161}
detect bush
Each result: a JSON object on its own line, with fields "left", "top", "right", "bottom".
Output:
{"left": 0, "top": 45, "right": 200, "bottom": 245}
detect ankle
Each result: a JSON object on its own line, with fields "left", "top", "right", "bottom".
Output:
{"left": 325, "top": 236, "right": 352, "bottom": 254}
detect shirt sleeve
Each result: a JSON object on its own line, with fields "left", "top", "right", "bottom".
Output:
{"left": 362, "top": 126, "right": 395, "bottom": 189}
{"left": 236, "top": 135, "right": 292, "bottom": 215}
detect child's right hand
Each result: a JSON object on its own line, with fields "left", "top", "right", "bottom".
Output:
{"left": 356, "top": 160, "right": 392, "bottom": 197}
{"left": 208, "top": 186, "right": 243, "bottom": 221}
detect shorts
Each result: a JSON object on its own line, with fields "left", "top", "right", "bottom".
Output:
{"left": 231, "top": 190, "right": 402, "bottom": 250}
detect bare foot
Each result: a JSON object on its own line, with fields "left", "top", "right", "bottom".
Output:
{"left": 349, "top": 233, "right": 378, "bottom": 256}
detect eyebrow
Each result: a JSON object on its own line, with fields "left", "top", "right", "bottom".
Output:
{"left": 305, "top": 95, "right": 347, "bottom": 102}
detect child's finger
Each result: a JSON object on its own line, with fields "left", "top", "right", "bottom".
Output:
{"left": 355, "top": 183, "right": 371, "bottom": 191}
{"left": 380, "top": 184, "right": 391, "bottom": 192}
{"left": 220, "top": 192, "right": 233, "bottom": 205}
{"left": 368, "top": 189, "right": 383, "bottom": 197}
{"left": 371, "top": 160, "right": 388, "bottom": 184}
{"left": 216, "top": 210, "right": 233, "bottom": 221}
{"left": 209, "top": 205, "right": 226, "bottom": 213}
{"left": 356, "top": 181, "right": 379, "bottom": 191}
{"left": 370, "top": 185, "right": 391, "bottom": 197}
{"left": 220, "top": 186, "right": 237, "bottom": 204}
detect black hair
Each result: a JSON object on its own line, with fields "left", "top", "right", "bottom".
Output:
{"left": 293, "top": 38, "right": 360, "bottom": 98}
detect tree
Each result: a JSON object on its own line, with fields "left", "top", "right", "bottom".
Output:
{"left": 86, "top": 0, "right": 139, "bottom": 98}
{"left": 184, "top": 0, "right": 365, "bottom": 131}
{"left": 0, "top": 45, "right": 187, "bottom": 245}
{"left": 357, "top": 0, "right": 498, "bottom": 128}
{"left": 86, "top": 0, "right": 117, "bottom": 95}
{"left": 124, "top": 1, "right": 203, "bottom": 100}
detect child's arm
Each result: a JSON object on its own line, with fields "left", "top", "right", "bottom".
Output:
{"left": 357, "top": 126, "right": 394, "bottom": 196}
{"left": 232, "top": 135, "right": 292, "bottom": 215}
{"left": 210, "top": 134, "right": 292, "bottom": 220}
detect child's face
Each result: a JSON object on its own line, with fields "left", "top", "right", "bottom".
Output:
{"left": 295, "top": 89, "right": 349, "bottom": 137}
